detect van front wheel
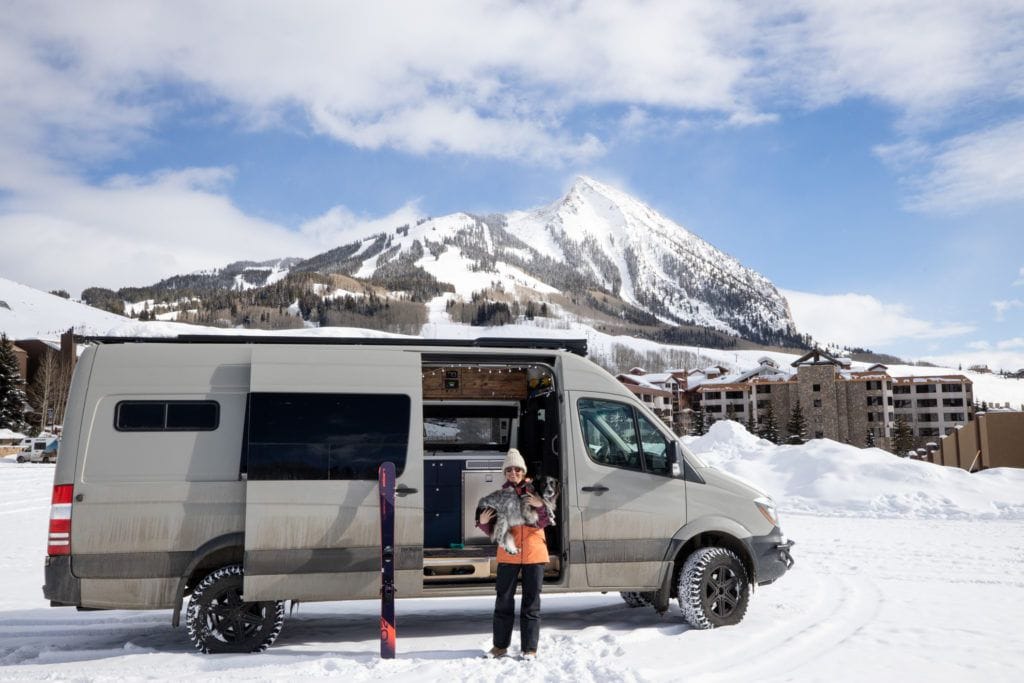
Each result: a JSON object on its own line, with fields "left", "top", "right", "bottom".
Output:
{"left": 186, "top": 564, "right": 285, "bottom": 653}
{"left": 677, "top": 547, "right": 749, "bottom": 629}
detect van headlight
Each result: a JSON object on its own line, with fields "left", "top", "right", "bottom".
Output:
{"left": 754, "top": 497, "right": 779, "bottom": 527}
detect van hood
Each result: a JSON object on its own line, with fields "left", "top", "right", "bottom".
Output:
{"left": 697, "top": 465, "right": 772, "bottom": 502}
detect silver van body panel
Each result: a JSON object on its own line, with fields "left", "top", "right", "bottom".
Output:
{"left": 47, "top": 340, "right": 789, "bottom": 614}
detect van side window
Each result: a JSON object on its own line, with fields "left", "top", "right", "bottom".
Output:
{"left": 115, "top": 401, "right": 219, "bottom": 431}
{"left": 578, "top": 398, "right": 673, "bottom": 476}
{"left": 636, "top": 412, "right": 671, "bottom": 475}
{"left": 246, "top": 393, "right": 410, "bottom": 480}
{"left": 578, "top": 399, "right": 643, "bottom": 472}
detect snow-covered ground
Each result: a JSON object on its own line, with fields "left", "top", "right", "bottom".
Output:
{"left": 2, "top": 423, "right": 1023, "bottom": 681}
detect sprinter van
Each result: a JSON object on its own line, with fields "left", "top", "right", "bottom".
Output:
{"left": 43, "top": 336, "right": 793, "bottom": 653}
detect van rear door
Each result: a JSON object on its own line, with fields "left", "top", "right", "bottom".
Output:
{"left": 242, "top": 346, "right": 424, "bottom": 602}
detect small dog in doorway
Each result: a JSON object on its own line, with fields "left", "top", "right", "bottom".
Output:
{"left": 477, "top": 475, "right": 560, "bottom": 555}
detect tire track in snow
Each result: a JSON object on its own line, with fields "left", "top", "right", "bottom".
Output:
{"left": 695, "top": 573, "right": 880, "bottom": 682}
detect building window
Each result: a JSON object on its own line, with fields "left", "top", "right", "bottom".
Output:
{"left": 887, "top": 396, "right": 893, "bottom": 405}
{"left": 886, "top": 381, "right": 893, "bottom": 390}
{"left": 918, "top": 428, "right": 940, "bottom": 437}
{"left": 942, "top": 398, "right": 964, "bottom": 407}
{"left": 944, "top": 413, "right": 965, "bottom": 422}
{"left": 868, "top": 412, "right": 874, "bottom": 422}
{"left": 917, "top": 399, "right": 937, "bottom": 408}
{"left": 867, "top": 396, "right": 883, "bottom": 406}
{"left": 941, "top": 383, "right": 962, "bottom": 393}
{"left": 756, "top": 400, "right": 770, "bottom": 409}
{"left": 918, "top": 413, "right": 939, "bottom": 423}
{"left": 813, "top": 399, "right": 822, "bottom": 408}
{"left": 894, "top": 399, "right": 912, "bottom": 409}
{"left": 866, "top": 380, "right": 883, "bottom": 391}
{"left": 115, "top": 400, "right": 220, "bottom": 432}
{"left": 703, "top": 391, "right": 721, "bottom": 400}
{"left": 756, "top": 385, "right": 772, "bottom": 394}
{"left": 893, "top": 386, "right": 910, "bottom": 395}
{"left": 812, "top": 383, "right": 821, "bottom": 392}
{"left": 725, "top": 390, "right": 744, "bottom": 400}
{"left": 915, "top": 385, "right": 937, "bottom": 394}
{"left": 246, "top": 393, "right": 410, "bottom": 480}
{"left": 706, "top": 405, "right": 723, "bottom": 413}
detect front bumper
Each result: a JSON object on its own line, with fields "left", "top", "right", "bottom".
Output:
{"left": 747, "top": 527, "right": 795, "bottom": 585}
{"left": 43, "top": 555, "right": 81, "bottom": 606}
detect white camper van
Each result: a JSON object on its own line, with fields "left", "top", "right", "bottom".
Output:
{"left": 43, "top": 336, "right": 793, "bottom": 653}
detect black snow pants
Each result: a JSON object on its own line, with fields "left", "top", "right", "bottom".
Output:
{"left": 492, "top": 562, "right": 544, "bottom": 651}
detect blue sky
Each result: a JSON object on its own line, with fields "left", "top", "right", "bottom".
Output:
{"left": 1, "top": 1, "right": 1023, "bottom": 370}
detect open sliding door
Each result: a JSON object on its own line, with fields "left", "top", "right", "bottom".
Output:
{"left": 242, "top": 346, "right": 423, "bottom": 602}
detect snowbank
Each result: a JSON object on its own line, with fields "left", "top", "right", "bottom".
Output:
{"left": 685, "top": 420, "right": 1024, "bottom": 520}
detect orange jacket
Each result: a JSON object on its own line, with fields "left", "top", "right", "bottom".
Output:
{"left": 497, "top": 524, "right": 549, "bottom": 565}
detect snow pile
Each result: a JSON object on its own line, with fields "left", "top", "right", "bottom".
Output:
{"left": 686, "top": 420, "right": 1024, "bottom": 520}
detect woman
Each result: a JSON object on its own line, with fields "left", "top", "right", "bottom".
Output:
{"left": 476, "top": 447, "right": 550, "bottom": 660}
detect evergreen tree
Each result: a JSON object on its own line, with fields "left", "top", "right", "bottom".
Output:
{"left": 892, "top": 416, "right": 914, "bottom": 456}
{"left": 786, "top": 400, "right": 808, "bottom": 445}
{"left": 759, "top": 404, "right": 780, "bottom": 444}
{"left": 726, "top": 404, "right": 737, "bottom": 421}
{"left": 0, "top": 334, "right": 31, "bottom": 433}
{"left": 690, "top": 408, "right": 706, "bottom": 436}
{"left": 865, "top": 428, "right": 876, "bottom": 448}
{"left": 745, "top": 410, "right": 756, "bottom": 435}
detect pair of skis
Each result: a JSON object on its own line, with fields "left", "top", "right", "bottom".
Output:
{"left": 378, "top": 461, "right": 397, "bottom": 659}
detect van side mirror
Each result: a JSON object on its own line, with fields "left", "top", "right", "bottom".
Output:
{"left": 669, "top": 442, "right": 682, "bottom": 478}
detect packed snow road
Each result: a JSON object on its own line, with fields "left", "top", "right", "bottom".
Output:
{"left": 2, "top": 457, "right": 1023, "bottom": 681}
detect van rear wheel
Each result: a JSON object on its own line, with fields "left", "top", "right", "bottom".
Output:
{"left": 186, "top": 564, "right": 285, "bottom": 653}
{"left": 620, "top": 591, "right": 653, "bottom": 608}
{"left": 677, "top": 547, "right": 749, "bottom": 629}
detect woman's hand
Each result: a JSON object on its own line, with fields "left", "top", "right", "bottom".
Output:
{"left": 524, "top": 493, "right": 543, "bottom": 508}
{"left": 479, "top": 508, "right": 495, "bottom": 524}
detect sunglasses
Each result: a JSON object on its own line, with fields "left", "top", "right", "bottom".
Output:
{"left": 504, "top": 467, "right": 525, "bottom": 473}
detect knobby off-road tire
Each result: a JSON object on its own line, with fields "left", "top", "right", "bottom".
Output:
{"left": 185, "top": 564, "right": 285, "bottom": 654}
{"left": 620, "top": 591, "right": 653, "bottom": 608}
{"left": 677, "top": 547, "right": 750, "bottom": 629}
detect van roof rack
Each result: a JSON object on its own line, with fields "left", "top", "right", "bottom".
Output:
{"left": 76, "top": 335, "right": 588, "bottom": 357}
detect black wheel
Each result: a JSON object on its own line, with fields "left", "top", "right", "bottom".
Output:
{"left": 16, "top": 455, "right": 26, "bottom": 463}
{"left": 185, "top": 564, "right": 285, "bottom": 653}
{"left": 620, "top": 591, "right": 652, "bottom": 608}
{"left": 677, "top": 547, "right": 749, "bottom": 629}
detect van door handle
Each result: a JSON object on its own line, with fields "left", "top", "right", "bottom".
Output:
{"left": 395, "top": 485, "right": 418, "bottom": 497}
{"left": 581, "top": 485, "right": 609, "bottom": 493}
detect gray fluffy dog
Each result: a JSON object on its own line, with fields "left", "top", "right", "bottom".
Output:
{"left": 476, "top": 475, "right": 560, "bottom": 555}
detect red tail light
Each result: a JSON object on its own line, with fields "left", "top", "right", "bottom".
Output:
{"left": 48, "top": 484, "right": 73, "bottom": 556}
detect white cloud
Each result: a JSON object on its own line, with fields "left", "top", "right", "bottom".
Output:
{"left": 892, "top": 119, "right": 1024, "bottom": 212}
{"left": 1014, "top": 267, "right": 1024, "bottom": 286}
{"left": 923, "top": 348, "right": 1024, "bottom": 375}
{"left": 992, "top": 299, "right": 1024, "bottom": 322}
{"left": 781, "top": 289, "right": 974, "bottom": 348}
{"left": 4, "top": 1, "right": 1018, "bottom": 168}
{"left": 299, "top": 202, "right": 423, "bottom": 247}
{"left": 996, "top": 337, "right": 1024, "bottom": 350}
{"left": 0, "top": 166, "right": 420, "bottom": 298}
